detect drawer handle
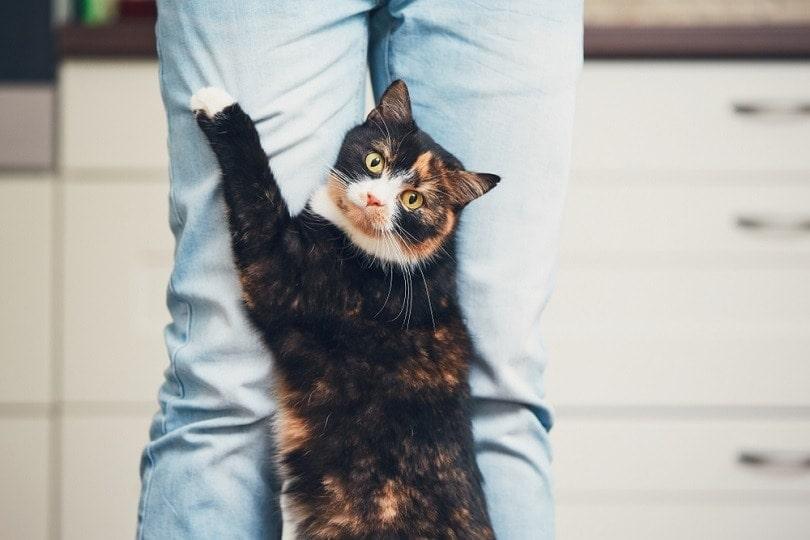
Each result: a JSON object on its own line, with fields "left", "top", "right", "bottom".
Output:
{"left": 735, "top": 215, "right": 810, "bottom": 234}
{"left": 738, "top": 450, "right": 810, "bottom": 470}
{"left": 733, "top": 101, "right": 810, "bottom": 116}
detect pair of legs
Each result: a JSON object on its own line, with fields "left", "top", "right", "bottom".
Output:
{"left": 138, "top": 1, "right": 582, "bottom": 538}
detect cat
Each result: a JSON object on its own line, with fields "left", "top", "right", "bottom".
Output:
{"left": 191, "top": 80, "right": 499, "bottom": 539}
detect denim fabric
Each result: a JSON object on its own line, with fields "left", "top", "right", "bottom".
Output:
{"left": 138, "top": 2, "right": 582, "bottom": 538}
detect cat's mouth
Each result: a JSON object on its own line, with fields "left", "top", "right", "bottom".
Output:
{"left": 344, "top": 201, "right": 392, "bottom": 236}
{"left": 327, "top": 179, "right": 392, "bottom": 238}
{"left": 314, "top": 177, "right": 445, "bottom": 267}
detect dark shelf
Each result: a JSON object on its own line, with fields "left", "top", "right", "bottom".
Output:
{"left": 58, "top": 20, "right": 156, "bottom": 58}
{"left": 58, "top": 21, "right": 810, "bottom": 59}
{"left": 586, "top": 24, "right": 810, "bottom": 58}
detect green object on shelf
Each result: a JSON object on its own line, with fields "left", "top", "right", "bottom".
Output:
{"left": 75, "top": 0, "right": 118, "bottom": 25}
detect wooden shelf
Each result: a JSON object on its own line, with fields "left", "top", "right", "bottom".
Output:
{"left": 586, "top": 24, "right": 810, "bottom": 58}
{"left": 58, "top": 21, "right": 810, "bottom": 59}
{"left": 58, "top": 21, "right": 156, "bottom": 58}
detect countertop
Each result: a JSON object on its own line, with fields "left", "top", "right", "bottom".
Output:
{"left": 58, "top": 21, "right": 810, "bottom": 59}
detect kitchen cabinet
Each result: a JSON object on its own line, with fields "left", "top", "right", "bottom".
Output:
{"left": 549, "top": 61, "right": 810, "bottom": 539}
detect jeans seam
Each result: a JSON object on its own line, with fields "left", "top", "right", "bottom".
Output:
{"left": 155, "top": 15, "right": 184, "bottom": 230}
{"left": 155, "top": 16, "right": 190, "bottom": 436}
{"left": 137, "top": 445, "right": 156, "bottom": 540}
{"left": 163, "top": 278, "right": 190, "bottom": 436}
{"left": 382, "top": 13, "right": 395, "bottom": 87}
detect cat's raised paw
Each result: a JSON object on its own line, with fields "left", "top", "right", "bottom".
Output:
{"left": 190, "top": 87, "right": 235, "bottom": 119}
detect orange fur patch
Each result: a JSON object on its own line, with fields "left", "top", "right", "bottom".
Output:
{"left": 275, "top": 405, "right": 311, "bottom": 454}
{"left": 376, "top": 480, "right": 403, "bottom": 524}
{"left": 396, "top": 211, "right": 456, "bottom": 261}
{"left": 317, "top": 475, "right": 363, "bottom": 537}
{"left": 410, "top": 151, "right": 434, "bottom": 178}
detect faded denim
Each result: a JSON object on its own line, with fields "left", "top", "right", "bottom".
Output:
{"left": 138, "top": 1, "right": 582, "bottom": 538}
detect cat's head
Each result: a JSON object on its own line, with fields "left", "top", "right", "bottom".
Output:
{"left": 310, "top": 80, "right": 500, "bottom": 267}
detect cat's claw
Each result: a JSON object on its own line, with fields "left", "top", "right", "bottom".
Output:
{"left": 190, "top": 87, "right": 236, "bottom": 119}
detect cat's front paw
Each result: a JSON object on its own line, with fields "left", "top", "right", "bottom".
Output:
{"left": 190, "top": 87, "right": 236, "bottom": 119}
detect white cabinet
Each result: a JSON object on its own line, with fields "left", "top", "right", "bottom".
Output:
{"left": 554, "top": 418, "right": 810, "bottom": 494}
{"left": 556, "top": 173, "right": 810, "bottom": 258}
{"left": 62, "top": 175, "right": 173, "bottom": 403}
{"left": 50, "top": 59, "right": 172, "bottom": 539}
{"left": 557, "top": 502, "right": 810, "bottom": 540}
{"left": 0, "top": 178, "right": 53, "bottom": 403}
{"left": 0, "top": 418, "right": 51, "bottom": 540}
{"left": 59, "top": 61, "right": 168, "bottom": 170}
{"left": 546, "top": 172, "right": 810, "bottom": 408}
{"left": 60, "top": 412, "right": 152, "bottom": 540}
{"left": 572, "top": 62, "right": 810, "bottom": 172}
{"left": 549, "top": 61, "right": 810, "bottom": 539}
{"left": 4, "top": 58, "right": 808, "bottom": 539}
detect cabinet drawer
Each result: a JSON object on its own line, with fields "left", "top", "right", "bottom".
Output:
{"left": 554, "top": 418, "right": 810, "bottom": 495}
{"left": 59, "top": 61, "right": 167, "bottom": 170}
{"left": 61, "top": 413, "right": 151, "bottom": 540}
{"left": 573, "top": 62, "right": 810, "bottom": 172}
{"left": 63, "top": 177, "right": 173, "bottom": 402}
{"left": 561, "top": 174, "right": 810, "bottom": 259}
{"left": 0, "top": 418, "right": 50, "bottom": 540}
{"left": 558, "top": 502, "right": 810, "bottom": 540}
{"left": 545, "top": 265, "right": 810, "bottom": 407}
{"left": 0, "top": 178, "right": 53, "bottom": 403}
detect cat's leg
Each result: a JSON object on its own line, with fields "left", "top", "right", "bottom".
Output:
{"left": 191, "top": 88, "right": 291, "bottom": 264}
{"left": 191, "top": 88, "right": 331, "bottom": 321}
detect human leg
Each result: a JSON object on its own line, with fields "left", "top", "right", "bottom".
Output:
{"left": 138, "top": 2, "right": 372, "bottom": 538}
{"left": 369, "top": 2, "right": 583, "bottom": 537}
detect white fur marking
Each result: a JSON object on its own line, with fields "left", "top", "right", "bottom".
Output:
{"left": 280, "top": 481, "right": 300, "bottom": 540}
{"left": 190, "top": 87, "right": 236, "bottom": 118}
{"left": 344, "top": 173, "right": 404, "bottom": 232}
{"left": 309, "top": 185, "right": 413, "bottom": 267}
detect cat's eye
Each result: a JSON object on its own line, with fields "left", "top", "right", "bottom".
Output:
{"left": 400, "top": 190, "right": 424, "bottom": 211}
{"left": 364, "top": 152, "right": 384, "bottom": 174}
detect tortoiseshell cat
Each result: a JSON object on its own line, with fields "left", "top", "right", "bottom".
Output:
{"left": 191, "top": 80, "right": 499, "bottom": 539}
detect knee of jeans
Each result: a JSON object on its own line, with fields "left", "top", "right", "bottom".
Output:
{"left": 156, "top": 326, "right": 275, "bottom": 434}
{"left": 472, "top": 400, "right": 553, "bottom": 465}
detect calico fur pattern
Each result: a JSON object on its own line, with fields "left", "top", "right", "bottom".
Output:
{"left": 193, "top": 81, "right": 499, "bottom": 539}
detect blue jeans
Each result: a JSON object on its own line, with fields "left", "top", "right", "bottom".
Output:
{"left": 138, "top": 1, "right": 582, "bottom": 538}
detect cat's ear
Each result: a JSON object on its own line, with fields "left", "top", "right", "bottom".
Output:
{"left": 450, "top": 171, "right": 501, "bottom": 206}
{"left": 366, "top": 80, "right": 413, "bottom": 125}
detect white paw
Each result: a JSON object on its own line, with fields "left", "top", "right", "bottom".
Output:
{"left": 190, "top": 87, "right": 235, "bottom": 118}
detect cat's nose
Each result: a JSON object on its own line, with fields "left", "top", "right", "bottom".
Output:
{"left": 365, "top": 193, "right": 384, "bottom": 207}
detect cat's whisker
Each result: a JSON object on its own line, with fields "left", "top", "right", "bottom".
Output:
{"left": 383, "top": 232, "right": 398, "bottom": 272}
{"left": 373, "top": 257, "right": 395, "bottom": 319}
{"left": 403, "top": 251, "right": 413, "bottom": 328}
{"left": 372, "top": 116, "right": 394, "bottom": 155}
{"left": 393, "top": 222, "right": 450, "bottom": 265}
{"left": 394, "top": 271, "right": 407, "bottom": 323}
{"left": 393, "top": 127, "right": 415, "bottom": 156}
{"left": 417, "top": 264, "right": 436, "bottom": 331}
{"left": 387, "top": 228, "right": 418, "bottom": 330}
{"left": 406, "top": 268, "right": 415, "bottom": 330}
{"left": 398, "top": 263, "right": 410, "bottom": 329}
{"left": 391, "top": 247, "right": 412, "bottom": 324}
{"left": 396, "top": 222, "right": 453, "bottom": 263}
{"left": 327, "top": 167, "right": 355, "bottom": 189}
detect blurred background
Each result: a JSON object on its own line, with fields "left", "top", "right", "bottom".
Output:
{"left": 1, "top": 1, "right": 809, "bottom": 539}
